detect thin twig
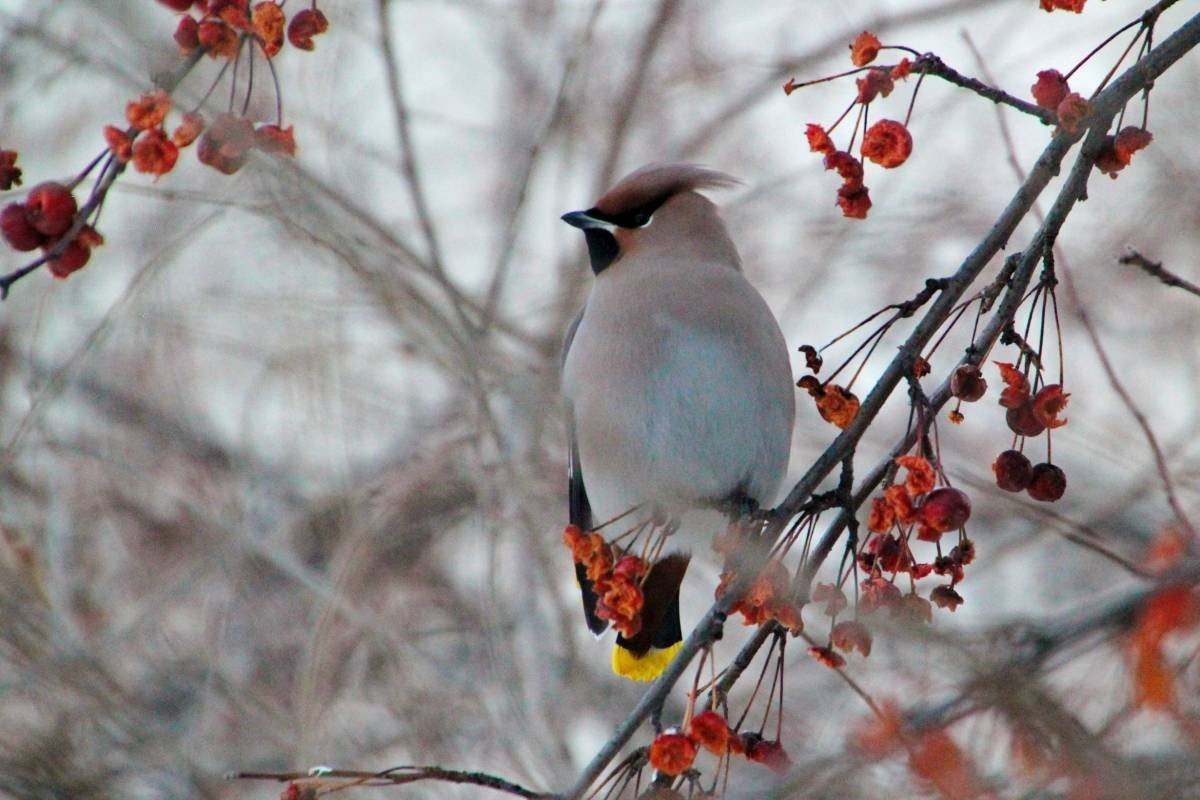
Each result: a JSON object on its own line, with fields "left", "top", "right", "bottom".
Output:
{"left": 913, "top": 53, "right": 1056, "bottom": 125}
{"left": 230, "top": 766, "right": 556, "bottom": 799}
{"left": 1119, "top": 250, "right": 1200, "bottom": 298}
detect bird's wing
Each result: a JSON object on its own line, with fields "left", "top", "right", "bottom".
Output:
{"left": 562, "top": 309, "right": 607, "bottom": 635}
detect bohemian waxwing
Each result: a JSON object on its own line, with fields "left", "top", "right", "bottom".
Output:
{"left": 560, "top": 163, "right": 795, "bottom": 681}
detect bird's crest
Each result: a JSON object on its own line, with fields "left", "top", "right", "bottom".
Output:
{"left": 594, "top": 163, "right": 739, "bottom": 216}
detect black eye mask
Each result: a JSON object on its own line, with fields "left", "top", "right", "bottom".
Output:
{"left": 564, "top": 194, "right": 669, "bottom": 275}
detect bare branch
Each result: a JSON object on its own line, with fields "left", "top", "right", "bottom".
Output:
{"left": 1120, "top": 249, "right": 1200, "bottom": 299}
{"left": 913, "top": 53, "right": 1056, "bottom": 125}
{"left": 231, "top": 765, "right": 556, "bottom": 799}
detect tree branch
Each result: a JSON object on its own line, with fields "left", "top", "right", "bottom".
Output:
{"left": 1120, "top": 249, "right": 1200, "bottom": 299}
{"left": 561, "top": 10, "right": 1200, "bottom": 797}
{"left": 913, "top": 53, "right": 1057, "bottom": 125}
{"left": 231, "top": 766, "right": 555, "bottom": 799}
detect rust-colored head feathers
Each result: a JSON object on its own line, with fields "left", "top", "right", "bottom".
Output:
{"left": 594, "top": 163, "right": 740, "bottom": 217}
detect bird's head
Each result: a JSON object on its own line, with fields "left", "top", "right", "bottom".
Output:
{"left": 562, "top": 163, "right": 739, "bottom": 275}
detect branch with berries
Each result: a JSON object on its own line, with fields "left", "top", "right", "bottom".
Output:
{"left": 0, "top": 0, "right": 330, "bottom": 298}
{"left": 559, "top": 6, "right": 1200, "bottom": 799}
{"left": 783, "top": 0, "right": 1172, "bottom": 220}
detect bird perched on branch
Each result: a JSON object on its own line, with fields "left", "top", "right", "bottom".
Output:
{"left": 561, "top": 163, "right": 795, "bottom": 681}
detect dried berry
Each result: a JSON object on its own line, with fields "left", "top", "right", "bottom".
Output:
{"left": 837, "top": 183, "right": 871, "bottom": 219}
{"left": 1006, "top": 401, "right": 1047, "bottom": 437}
{"left": 930, "top": 584, "right": 963, "bottom": 611}
{"left": 855, "top": 68, "right": 894, "bottom": 104}
{"left": 1095, "top": 135, "right": 1126, "bottom": 178}
{"left": 648, "top": 731, "right": 697, "bottom": 776}
{"left": 919, "top": 487, "right": 971, "bottom": 533}
{"left": 126, "top": 90, "right": 171, "bottom": 131}
{"left": 1, "top": 203, "right": 45, "bottom": 251}
{"left": 198, "top": 19, "right": 240, "bottom": 59}
{"left": 1031, "top": 69, "right": 1069, "bottom": 111}
{"left": 805, "top": 124, "right": 835, "bottom": 155}
{"left": 254, "top": 124, "right": 296, "bottom": 156}
{"left": 992, "top": 449, "right": 1033, "bottom": 492}
{"left": 0, "top": 150, "right": 21, "bottom": 190}
{"left": 897, "top": 593, "right": 933, "bottom": 625}
{"left": 689, "top": 710, "right": 732, "bottom": 755}
{"left": 287, "top": 7, "right": 329, "bottom": 51}
{"left": 1027, "top": 463, "right": 1066, "bottom": 502}
{"left": 1114, "top": 127, "right": 1153, "bottom": 163}
{"left": 172, "top": 112, "right": 205, "bottom": 148}
{"left": 1056, "top": 92, "right": 1089, "bottom": 134}
{"left": 1040, "top": 0, "right": 1086, "bottom": 12}
{"left": 252, "top": 2, "right": 286, "bottom": 57}
{"left": 744, "top": 737, "right": 792, "bottom": 774}
{"left": 24, "top": 182, "right": 77, "bottom": 237}
{"left": 824, "top": 150, "right": 864, "bottom": 183}
{"left": 612, "top": 554, "right": 646, "bottom": 582}
{"left": 46, "top": 239, "right": 91, "bottom": 278}
{"left": 896, "top": 454, "right": 936, "bottom": 496}
{"left": 861, "top": 119, "right": 911, "bottom": 168}
{"left": 1031, "top": 384, "right": 1069, "bottom": 428}
{"left": 812, "top": 582, "right": 848, "bottom": 617}
{"left": 950, "top": 364, "right": 987, "bottom": 402}
{"left": 885, "top": 484, "right": 917, "bottom": 524}
{"left": 175, "top": 15, "right": 200, "bottom": 53}
{"left": 867, "top": 496, "right": 895, "bottom": 533}
{"left": 132, "top": 129, "right": 180, "bottom": 176}
{"left": 996, "top": 361, "right": 1030, "bottom": 408}
{"left": 197, "top": 113, "right": 255, "bottom": 174}
{"left": 809, "top": 645, "right": 846, "bottom": 669}
{"left": 831, "top": 620, "right": 872, "bottom": 656}
{"left": 104, "top": 125, "right": 134, "bottom": 162}
{"left": 849, "top": 31, "right": 881, "bottom": 67}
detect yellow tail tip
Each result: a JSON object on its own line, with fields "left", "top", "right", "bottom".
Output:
{"left": 611, "top": 641, "right": 683, "bottom": 682}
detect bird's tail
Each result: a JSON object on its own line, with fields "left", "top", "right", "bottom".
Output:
{"left": 611, "top": 552, "right": 690, "bottom": 682}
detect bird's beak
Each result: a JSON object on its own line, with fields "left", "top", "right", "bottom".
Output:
{"left": 561, "top": 210, "right": 610, "bottom": 230}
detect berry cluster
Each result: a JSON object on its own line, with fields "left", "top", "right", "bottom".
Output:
{"left": 166, "top": 0, "right": 327, "bottom": 57}
{"left": 989, "top": 363, "right": 1069, "bottom": 502}
{"left": 715, "top": 559, "right": 804, "bottom": 635}
{"left": 562, "top": 524, "right": 648, "bottom": 638}
{"left": 786, "top": 31, "right": 916, "bottom": 219}
{"left": 0, "top": 1, "right": 325, "bottom": 295}
{"left": 1, "top": 180, "right": 102, "bottom": 279}
{"left": 648, "top": 710, "right": 791, "bottom": 778}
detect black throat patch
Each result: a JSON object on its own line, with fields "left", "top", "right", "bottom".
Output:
{"left": 583, "top": 228, "right": 620, "bottom": 275}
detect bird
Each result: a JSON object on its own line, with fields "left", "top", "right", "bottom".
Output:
{"left": 560, "top": 163, "right": 795, "bottom": 681}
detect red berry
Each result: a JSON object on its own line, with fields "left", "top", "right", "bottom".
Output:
{"left": 25, "top": 182, "right": 77, "bottom": 237}
{"left": 1006, "top": 400, "right": 1046, "bottom": 437}
{"left": 1, "top": 203, "right": 45, "bottom": 251}
{"left": 992, "top": 449, "right": 1033, "bottom": 492}
{"left": 46, "top": 239, "right": 91, "bottom": 278}
{"left": 918, "top": 487, "right": 971, "bottom": 533}
{"left": 157, "top": 0, "right": 194, "bottom": 10}
{"left": 612, "top": 555, "right": 646, "bottom": 581}
{"left": 1027, "top": 463, "right": 1066, "bottom": 502}
{"left": 1031, "top": 69, "right": 1069, "bottom": 111}
{"left": 288, "top": 8, "right": 329, "bottom": 51}
{"left": 174, "top": 16, "right": 200, "bottom": 53}
{"left": 950, "top": 364, "right": 987, "bottom": 402}
{"left": 197, "top": 113, "right": 255, "bottom": 175}
{"left": 930, "top": 584, "right": 963, "bottom": 611}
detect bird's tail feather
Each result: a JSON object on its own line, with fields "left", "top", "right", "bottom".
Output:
{"left": 612, "top": 552, "right": 690, "bottom": 682}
